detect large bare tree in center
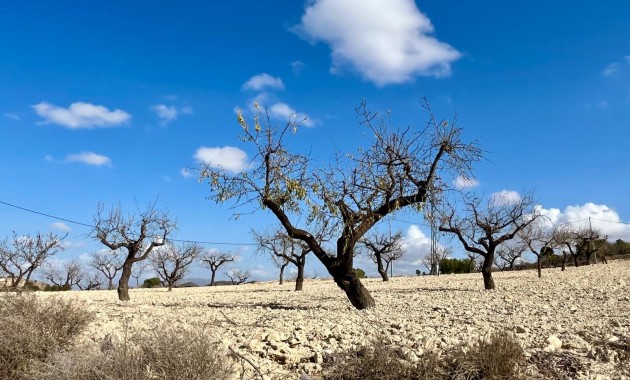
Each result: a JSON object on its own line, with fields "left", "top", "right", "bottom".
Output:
{"left": 439, "top": 191, "right": 541, "bottom": 290}
{"left": 91, "top": 203, "right": 176, "bottom": 301}
{"left": 201, "top": 100, "right": 480, "bottom": 309}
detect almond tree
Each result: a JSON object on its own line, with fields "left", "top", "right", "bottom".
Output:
{"left": 201, "top": 251, "right": 236, "bottom": 286}
{"left": 201, "top": 100, "right": 480, "bottom": 309}
{"left": 226, "top": 268, "right": 250, "bottom": 285}
{"left": 0, "top": 231, "right": 65, "bottom": 290}
{"left": 439, "top": 191, "right": 541, "bottom": 290}
{"left": 151, "top": 242, "right": 202, "bottom": 291}
{"left": 90, "top": 250, "right": 123, "bottom": 290}
{"left": 359, "top": 231, "right": 403, "bottom": 281}
{"left": 43, "top": 259, "right": 84, "bottom": 290}
{"left": 91, "top": 202, "right": 176, "bottom": 301}
{"left": 494, "top": 243, "right": 527, "bottom": 271}
{"left": 519, "top": 221, "right": 556, "bottom": 278}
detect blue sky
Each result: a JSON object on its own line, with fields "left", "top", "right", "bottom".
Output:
{"left": 1, "top": 1, "right": 630, "bottom": 282}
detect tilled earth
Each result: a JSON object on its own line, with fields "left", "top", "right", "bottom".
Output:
{"left": 43, "top": 260, "right": 630, "bottom": 379}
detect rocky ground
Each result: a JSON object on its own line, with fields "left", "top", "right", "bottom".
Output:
{"left": 41, "top": 260, "right": 630, "bottom": 379}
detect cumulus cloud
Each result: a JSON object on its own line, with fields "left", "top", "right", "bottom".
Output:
{"left": 64, "top": 151, "right": 112, "bottom": 167}
{"left": 194, "top": 146, "right": 249, "bottom": 174}
{"left": 490, "top": 190, "right": 521, "bottom": 206}
{"left": 386, "top": 225, "right": 432, "bottom": 275}
{"left": 50, "top": 222, "right": 71, "bottom": 232}
{"left": 537, "top": 203, "right": 630, "bottom": 241}
{"left": 454, "top": 175, "right": 479, "bottom": 190}
{"left": 293, "top": 0, "right": 460, "bottom": 86}
{"left": 242, "top": 73, "right": 285, "bottom": 91}
{"left": 32, "top": 101, "right": 130, "bottom": 129}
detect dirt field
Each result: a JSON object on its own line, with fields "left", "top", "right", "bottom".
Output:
{"left": 41, "top": 261, "right": 630, "bottom": 379}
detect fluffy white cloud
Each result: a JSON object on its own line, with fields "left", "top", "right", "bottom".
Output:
{"left": 151, "top": 104, "right": 178, "bottom": 125}
{"left": 390, "top": 225, "right": 432, "bottom": 275}
{"left": 294, "top": 0, "right": 460, "bottom": 86}
{"left": 537, "top": 203, "right": 630, "bottom": 241}
{"left": 32, "top": 101, "right": 130, "bottom": 129}
{"left": 194, "top": 146, "right": 249, "bottom": 174}
{"left": 64, "top": 152, "right": 112, "bottom": 167}
{"left": 50, "top": 222, "right": 71, "bottom": 232}
{"left": 242, "top": 73, "right": 285, "bottom": 91}
{"left": 490, "top": 190, "right": 521, "bottom": 206}
{"left": 454, "top": 175, "right": 479, "bottom": 190}
{"left": 602, "top": 63, "right": 621, "bottom": 77}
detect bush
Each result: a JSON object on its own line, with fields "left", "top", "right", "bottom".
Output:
{"left": 44, "top": 284, "right": 72, "bottom": 292}
{"left": 323, "top": 331, "right": 525, "bottom": 380}
{"left": 354, "top": 268, "right": 366, "bottom": 279}
{"left": 0, "top": 294, "right": 93, "bottom": 379}
{"left": 142, "top": 277, "right": 162, "bottom": 288}
{"left": 440, "top": 258, "right": 473, "bottom": 274}
{"left": 29, "top": 325, "right": 235, "bottom": 380}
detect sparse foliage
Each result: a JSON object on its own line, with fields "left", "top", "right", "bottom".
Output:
{"left": 201, "top": 99, "right": 481, "bottom": 308}
{"left": 151, "top": 242, "right": 202, "bottom": 291}
{"left": 0, "top": 231, "right": 66, "bottom": 290}
{"left": 91, "top": 202, "right": 176, "bottom": 301}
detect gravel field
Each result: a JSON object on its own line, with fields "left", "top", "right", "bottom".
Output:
{"left": 41, "top": 260, "right": 630, "bottom": 379}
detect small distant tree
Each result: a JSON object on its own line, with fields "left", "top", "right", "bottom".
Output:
{"left": 359, "top": 231, "right": 403, "bottom": 281}
{"left": 439, "top": 191, "right": 542, "bottom": 290}
{"left": 151, "top": 243, "right": 202, "bottom": 291}
{"left": 553, "top": 226, "right": 607, "bottom": 267}
{"left": 90, "top": 250, "right": 123, "bottom": 290}
{"left": 519, "top": 221, "right": 556, "bottom": 278}
{"left": 43, "top": 259, "right": 84, "bottom": 290}
{"left": 78, "top": 271, "right": 102, "bottom": 290}
{"left": 142, "top": 277, "right": 162, "bottom": 288}
{"left": 201, "top": 100, "right": 481, "bottom": 309}
{"left": 494, "top": 243, "right": 527, "bottom": 271}
{"left": 273, "top": 255, "right": 290, "bottom": 285}
{"left": 201, "top": 251, "right": 236, "bottom": 286}
{"left": 226, "top": 269, "right": 250, "bottom": 285}
{"left": 0, "top": 231, "right": 66, "bottom": 290}
{"left": 91, "top": 202, "right": 176, "bottom": 301}
{"left": 131, "top": 260, "right": 149, "bottom": 288}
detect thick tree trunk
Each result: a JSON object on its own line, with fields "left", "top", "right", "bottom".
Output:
{"left": 108, "top": 278, "right": 114, "bottom": 290}
{"left": 561, "top": 253, "right": 567, "bottom": 271}
{"left": 117, "top": 261, "right": 133, "bottom": 301}
{"left": 167, "top": 284, "right": 173, "bottom": 291}
{"left": 279, "top": 265, "right": 285, "bottom": 285}
{"left": 537, "top": 256, "right": 542, "bottom": 278}
{"left": 573, "top": 254, "right": 579, "bottom": 268}
{"left": 376, "top": 255, "right": 389, "bottom": 281}
{"left": 210, "top": 270, "right": 216, "bottom": 286}
{"left": 295, "top": 262, "right": 305, "bottom": 291}
{"left": 333, "top": 272, "right": 375, "bottom": 309}
{"left": 481, "top": 255, "right": 495, "bottom": 290}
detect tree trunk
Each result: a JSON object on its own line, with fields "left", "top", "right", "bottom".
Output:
{"left": 537, "top": 256, "right": 542, "bottom": 278}
{"left": 295, "top": 262, "right": 305, "bottom": 291}
{"left": 481, "top": 255, "right": 495, "bottom": 290}
{"left": 573, "top": 254, "right": 579, "bottom": 268}
{"left": 210, "top": 270, "right": 216, "bottom": 286}
{"left": 585, "top": 252, "right": 593, "bottom": 265}
{"left": 376, "top": 254, "right": 389, "bottom": 281}
{"left": 117, "top": 261, "right": 132, "bottom": 301}
{"left": 561, "top": 253, "right": 567, "bottom": 271}
{"left": 332, "top": 271, "right": 375, "bottom": 309}
{"left": 167, "top": 284, "right": 173, "bottom": 291}
{"left": 279, "top": 264, "right": 286, "bottom": 285}
{"left": 108, "top": 278, "right": 114, "bottom": 290}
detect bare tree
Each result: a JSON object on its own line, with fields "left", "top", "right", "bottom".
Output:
{"left": 78, "top": 271, "right": 102, "bottom": 290}
{"left": 494, "top": 243, "right": 527, "bottom": 271}
{"left": 90, "top": 250, "right": 123, "bottom": 290}
{"left": 0, "top": 231, "right": 65, "bottom": 290}
{"left": 201, "top": 100, "right": 480, "bottom": 309}
{"left": 201, "top": 251, "right": 236, "bottom": 286}
{"left": 226, "top": 269, "right": 250, "bottom": 285}
{"left": 151, "top": 243, "right": 202, "bottom": 291}
{"left": 91, "top": 202, "right": 176, "bottom": 301}
{"left": 421, "top": 246, "right": 452, "bottom": 275}
{"left": 43, "top": 259, "right": 84, "bottom": 290}
{"left": 552, "top": 226, "right": 606, "bottom": 267}
{"left": 271, "top": 254, "right": 290, "bottom": 285}
{"left": 359, "top": 231, "right": 403, "bottom": 281}
{"left": 439, "top": 191, "right": 541, "bottom": 290}
{"left": 519, "top": 221, "right": 556, "bottom": 278}
{"left": 131, "top": 260, "right": 149, "bottom": 288}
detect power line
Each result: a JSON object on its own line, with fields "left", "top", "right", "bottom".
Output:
{"left": 0, "top": 199, "right": 257, "bottom": 246}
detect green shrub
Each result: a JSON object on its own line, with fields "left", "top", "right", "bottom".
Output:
{"left": 0, "top": 294, "right": 93, "bottom": 379}
{"left": 354, "top": 268, "right": 366, "bottom": 279}
{"left": 440, "top": 258, "right": 473, "bottom": 274}
{"left": 142, "top": 277, "right": 162, "bottom": 288}
{"left": 44, "top": 284, "right": 72, "bottom": 292}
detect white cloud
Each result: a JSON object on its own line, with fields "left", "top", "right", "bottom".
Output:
{"left": 293, "top": 0, "right": 460, "bottom": 86}
{"left": 602, "top": 62, "right": 621, "bottom": 77}
{"left": 269, "top": 102, "right": 314, "bottom": 127}
{"left": 490, "top": 190, "right": 521, "bottom": 206}
{"left": 388, "top": 225, "right": 432, "bottom": 275}
{"left": 50, "top": 222, "right": 71, "bottom": 232}
{"left": 538, "top": 203, "right": 630, "bottom": 241}
{"left": 64, "top": 151, "right": 112, "bottom": 167}
{"left": 180, "top": 168, "right": 193, "bottom": 178}
{"left": 242, "top": 73, "right": 285, "bottom": 91}
{"left": 194, "top": 146, "right": 249, "bottom": 174}
{"left": 61, "top": 241, "right": 86, "bottom": 250}
{"left": 151, "top": 104, "right": 178, "bottom": 125}
{"left": 32, "top": 101, "right": 130, "bottom": 129}
{"left": 4, "top": 113, "right": 20, "bottom": 121}
{"left": 454, "top": 175, "right": 479, "bottom": 190}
